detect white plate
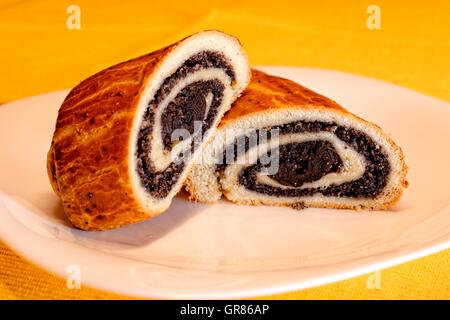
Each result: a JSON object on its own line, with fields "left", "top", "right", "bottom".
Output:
{"left": 0, "top": 67, "right": 449, "bottom": 299}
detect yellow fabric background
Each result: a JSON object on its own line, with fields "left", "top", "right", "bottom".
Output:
{"left": 0, "top": 0, "right": 449, "bottom": 299}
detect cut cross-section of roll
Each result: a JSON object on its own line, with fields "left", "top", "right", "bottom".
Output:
{"left": 186, "top": 70, "right": 408, "bottom": 210}
{"left": 47, "top": 31, "right": 250, "bottom": 230}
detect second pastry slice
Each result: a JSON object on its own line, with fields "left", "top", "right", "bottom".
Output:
{"left": 186, "top": 70, "right": 408, "bottom": 210}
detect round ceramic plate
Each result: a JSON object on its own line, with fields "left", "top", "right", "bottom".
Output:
{"left": 0, "top": 67, "right": 449, "bottom": 299}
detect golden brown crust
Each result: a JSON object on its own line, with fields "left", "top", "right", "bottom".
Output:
{"left": 48, "top": 42, "right": 181, "bottom": 231}
{"left": 220, "top": 69, "right": 346, "bottom": 128}
{"left": 193, "top": 69, "right": 408, "bottom": 210}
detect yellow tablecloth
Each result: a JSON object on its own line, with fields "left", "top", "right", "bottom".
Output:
{"left": 0, "top": 0, "right": 449, "bottom": 299}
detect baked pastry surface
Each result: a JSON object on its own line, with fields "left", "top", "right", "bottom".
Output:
{"left": 186, "top": 69, "right": 408, "bottom": 210}
{"left": 48, "top": 31, "right": 250, "bottom": 230}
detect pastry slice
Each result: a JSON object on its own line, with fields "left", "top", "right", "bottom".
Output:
{"left": 186, "top": 69, "right": 408, "bottom": 210}
{"left": 47, "top": 31, "right": 250, "bottom": 230}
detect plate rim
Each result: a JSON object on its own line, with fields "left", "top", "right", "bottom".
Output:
{"left": 1, "top": 194, "right": 448, "bottom": 299}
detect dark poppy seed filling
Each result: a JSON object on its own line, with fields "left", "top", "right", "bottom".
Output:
{"left": 221, "top": 120, "right": 390, "bottom": 198}
{"left": 161, "top": 80, "right": 225, "bottom": 149}
{"left": 269, "top": 141, "right": 343, "bottom": 187}
{"left": 136, "top": 51, "right": 235, "bottom": 198}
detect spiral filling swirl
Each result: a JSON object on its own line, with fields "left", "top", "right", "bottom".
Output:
{"left": 136, "top": 51, "right": 235, "bottom": 198}
{"left": 219, "top": 120, "right": 391, "bottom": 199}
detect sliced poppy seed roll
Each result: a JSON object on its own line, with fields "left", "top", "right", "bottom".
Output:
{"left": 186, "top": 70, "right": 408, "bottom": 210}
{"left": 47, "top": 31, "right": 251, "bottom": 230}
